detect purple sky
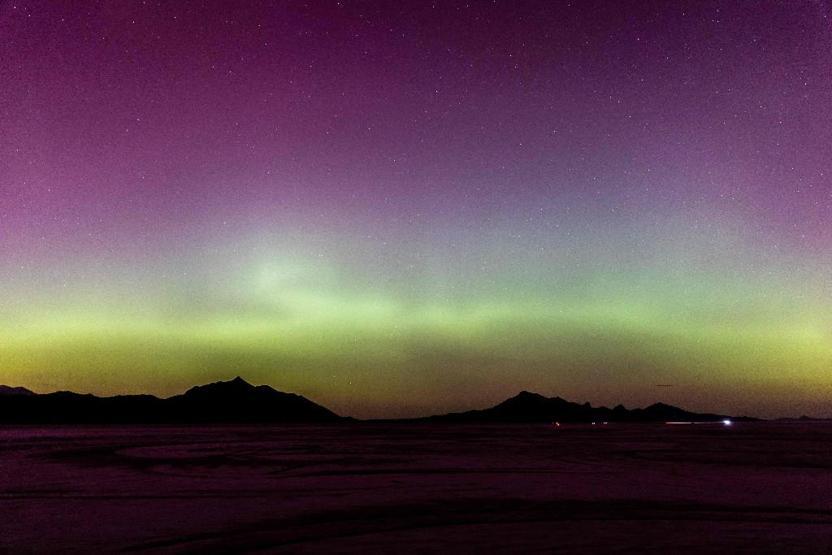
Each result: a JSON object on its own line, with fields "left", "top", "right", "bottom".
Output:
{"left": 1, "top": 1, "right": 831, "bottom": 418}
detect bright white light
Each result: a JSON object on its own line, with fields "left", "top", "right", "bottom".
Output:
{"left": 722, "top": 419, "right": 732, "bottom": 426}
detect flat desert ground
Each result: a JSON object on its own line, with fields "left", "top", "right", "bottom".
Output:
{"left": 1, "top": 423, "right": 831, "bottom": 553}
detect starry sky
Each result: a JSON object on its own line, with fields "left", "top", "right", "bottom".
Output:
{"left": 1, "top": 1, "right": 831, "bottom": 418}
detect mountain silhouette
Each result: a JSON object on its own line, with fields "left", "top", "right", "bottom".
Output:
{"left": 167, "top": 377, "right": 341, "bottom": 423}
{"left": 0, "top": 377, "right": 342, "bottom": 424}
{"left": 0, "top": 385, "right": 34, "bottom": 396}
{"left": 0, "top": 380, "right": 754, "bottom": 424}
{"left": 425, "top": 391, "right": 747, "bottom": 423}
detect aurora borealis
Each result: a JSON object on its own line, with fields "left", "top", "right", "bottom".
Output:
{"left": 1, "top": 1, "right": 831, "bottom": 418}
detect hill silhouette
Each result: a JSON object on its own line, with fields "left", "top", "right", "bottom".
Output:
{"left": 167, "top": 376, "right": 341, "bottom": 423}
{"left": 0, "top": 385, "right": 34, "bottom": 396}
{"left": 0, "top": 379, "right": 754, "bottom": 424}
{"left": 0, "top": 377, "right": 342, "bottom": 424}
{"left": 424, "top": 391, "right": 747, "bottom": 423}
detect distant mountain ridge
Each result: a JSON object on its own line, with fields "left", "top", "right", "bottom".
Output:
{"left": 0, "top": 385, "right": 34, "bottom": 396}
{"left": 0, "top": 377, "right": 342, "bottom": 424}
{"left": 422, "top": 391, "right": 753, "bottom": 423}
{"left": 0, "top": 379, "right": 755, "bottom": 424}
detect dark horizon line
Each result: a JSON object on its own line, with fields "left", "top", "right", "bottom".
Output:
{"left": 1, "top": 376, "right": 827, "bottom": 422}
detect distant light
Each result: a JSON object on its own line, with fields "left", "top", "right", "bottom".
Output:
{"left": 723, "top": 419, "right": 732, "bottom": 426}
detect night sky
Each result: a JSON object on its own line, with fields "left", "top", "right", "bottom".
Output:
{"left": 2, "top": 1, "right": 831, "bottom": 418}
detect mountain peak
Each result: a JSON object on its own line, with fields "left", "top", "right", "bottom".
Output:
{"left": 645, "top": 402, "right": 675, "bottom": 411}
{"left": 183, "top": 376, "right": 256, "bottom": 397}
{"left": 166, "top": 376, "right": 342, "bottom": 422}
{"left": 514, "top": 390, "right": 545, "bottom": 400}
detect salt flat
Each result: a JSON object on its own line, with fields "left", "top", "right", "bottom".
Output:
{"left": 2, "top": 423, "right": 830, "bottom": 553}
